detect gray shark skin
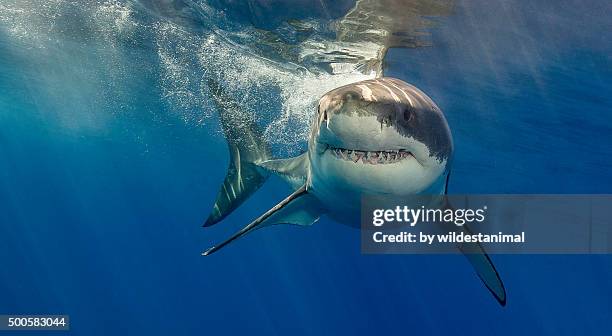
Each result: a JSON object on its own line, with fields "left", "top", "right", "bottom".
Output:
{"left": 202, "top": 77, "right": 507, "bottom": 306}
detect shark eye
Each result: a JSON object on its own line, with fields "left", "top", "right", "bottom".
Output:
{"left": 403, "top": 108, "right": 414, "bottom": 122}
{"left": 318, "top": 106, "right": 327, "bottom": 121}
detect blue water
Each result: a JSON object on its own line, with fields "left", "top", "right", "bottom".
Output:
{"left": 1, "top": 0, "right": 611, "bottom": 335}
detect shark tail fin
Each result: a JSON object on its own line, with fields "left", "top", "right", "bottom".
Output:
{"left": 204, "top": 78, "right": 272, "bottom": 227}
{"left": 202, "top": 184, "right": 322, "bottom": 256}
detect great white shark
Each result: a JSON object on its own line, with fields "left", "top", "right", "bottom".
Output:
{"left": 202, "top": 77, "right": 507, "bottom": 306}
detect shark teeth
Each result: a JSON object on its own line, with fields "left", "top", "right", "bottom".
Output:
{"left": 328, "top": 146, "right": 413, "bottom": 165}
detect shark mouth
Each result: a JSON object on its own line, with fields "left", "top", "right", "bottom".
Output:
{"left": 328, "top": 146, "right": 413, "bottom": 164}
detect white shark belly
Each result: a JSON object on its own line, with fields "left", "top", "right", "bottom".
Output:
{"left": 308, "top": 157, "right": 449, "bottom": 227}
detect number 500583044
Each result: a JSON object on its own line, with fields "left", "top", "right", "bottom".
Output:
{"left": 1, "top": 315, "right": 69, "bottom": 330}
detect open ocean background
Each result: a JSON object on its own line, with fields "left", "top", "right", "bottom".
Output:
{"left": 0, "top": 0, "right": 611, "bottom": 334}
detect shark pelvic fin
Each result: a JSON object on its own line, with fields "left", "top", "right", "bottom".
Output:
{"left": 204, "top": 77, "right": 272, "bottom": 227}
{"left": 202, "top": 184, "right": 322, "bottom": 256}
{"left": 258, "top": 153, "right": 309, "bottom": 190}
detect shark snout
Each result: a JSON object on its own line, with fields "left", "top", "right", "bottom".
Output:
{"left": 314, "top": 116, "right": 415, "bottom": 168}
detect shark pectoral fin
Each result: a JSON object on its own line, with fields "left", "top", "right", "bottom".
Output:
{"left": 258, "top": 153, "right": 309, "bottom": 190}
{"left": 458, "top": 228, "right": 507, "bottom": 306}
{"left": 443, "top": 198, "right": 506, "bottom": 306}
{"left": 202, "top": 184, "right": 322, "bottom": 256}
